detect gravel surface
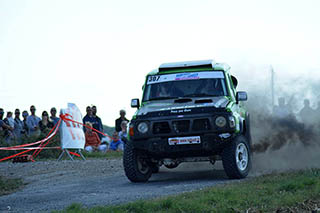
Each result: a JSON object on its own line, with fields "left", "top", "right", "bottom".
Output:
{"left": 0, "top": 158, "right": 244, "bottom": 212}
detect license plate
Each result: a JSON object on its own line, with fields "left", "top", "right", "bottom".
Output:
{"left": 168, "top": 136, "right": 201, "bottom": 145}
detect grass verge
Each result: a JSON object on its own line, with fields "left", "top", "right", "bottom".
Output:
{"left": 82, "top": 151, "right": 123, "bottom": 159}
{"left": 57, "top": 169, "right": 320, "bottom": 213}
{"left": 0, "top": 176, "right": 24, "bottom": 196}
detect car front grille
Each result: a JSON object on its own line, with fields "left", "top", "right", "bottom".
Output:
{"left": 172, "top": 120, "right": 190, "bottom": 133}
{"left": 192, "top": 118, "right": 211, "bottom": 131}
{"left": 153, "top": 122, "right": 171, "bottom": 134}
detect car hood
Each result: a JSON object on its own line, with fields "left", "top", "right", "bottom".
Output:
{"left": 137, "top": 96, "right": 229, "bottom": 116}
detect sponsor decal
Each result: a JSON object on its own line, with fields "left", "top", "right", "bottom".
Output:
{"left": 168, "top": 136, "right": 201, "bottom": 145}
{"left": 175, "top": 73, "right": 199, "bottom": 80}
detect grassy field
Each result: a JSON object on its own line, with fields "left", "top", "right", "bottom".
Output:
{"left": 0, "top": 176, "right": 24, "bottom": 196}
{"left": 57, "top": 169, "right": 320, "bottom": 213}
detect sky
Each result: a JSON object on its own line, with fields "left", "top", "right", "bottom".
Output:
{"left": 1, "top": 0, "right": 320, "bottom": 126}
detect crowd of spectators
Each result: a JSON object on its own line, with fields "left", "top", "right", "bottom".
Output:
{"left": 0, "top": 105, "right": 58, "bottom": 143}
{"left": 273, "top": 97, "right": 320, "bottom": 125}
{"left": 83, "top": 107, "right": 129, "bottom": 153}
{"left": 1, "top": 105, "right": 130, "bottom": 155}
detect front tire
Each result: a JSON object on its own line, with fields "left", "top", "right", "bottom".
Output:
{"left": 222, "top": 135, "right": 251, "bottom": 179}
{"left": 123, "top": 141, "right": 152, "bottom": 182}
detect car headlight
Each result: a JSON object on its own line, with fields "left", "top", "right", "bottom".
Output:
{"left": 215, "top": 116, "right": 227, "bottom": 128}
{"left": 137, "top": 122, "right": 148, "bottom": 134}
{"left": 229, "top": 116, "right": 236, "bottom": 128}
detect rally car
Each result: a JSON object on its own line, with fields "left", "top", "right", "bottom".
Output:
{"left": 123, "top": 60, "right": 252, "bottom": 182}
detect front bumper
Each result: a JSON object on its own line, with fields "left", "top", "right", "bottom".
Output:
{"left": 131, "top": 132, "right": 235, "bottom": 159}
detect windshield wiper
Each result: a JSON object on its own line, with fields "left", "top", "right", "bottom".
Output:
{"left": 183, "top": 93, "right": 214, "bottom": 97}
{"left": 148, "top": 96, "right": 179, "bottom": 101}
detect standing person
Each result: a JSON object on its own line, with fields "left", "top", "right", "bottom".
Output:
{"left": 3, "top": 112, "right": 15, "bottom": 141}
{"left": 50, "top": 107, "right": 59, "bottom": 125}
{"left": 13, "top": 109, "right": 24, "bottom": 139}
{"left": 92, "top": 105, "right": 104, "bottom": 139}
{"left": 82, "top": 106, "right": 95, "bottom": 132}
{"left": 115, "top": 109, "right": 129, "bottom": 132}
{"left": 299, "top": 99, "right": 315, "bottom": 125}
{"left": 0, "top": 108, "right": 13, "bottom": 138}
{"left": 273, "top": 97, "right": 291, "bottom": 119}
{"left": 21, "top": 110, "right": 29, "bottom": 137}
{"left": 26, "top": 105, "right": 41, "bottom": 137}
{"left": 38, "top": 111, "right": 54, "bottom": 133}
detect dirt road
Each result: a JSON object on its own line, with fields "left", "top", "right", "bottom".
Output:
{"left": 0, "top": 159, "right": 242, "bottom": 212}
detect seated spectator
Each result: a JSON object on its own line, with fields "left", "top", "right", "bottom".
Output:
{"left": 118, "top": 121, "right": 128, "bottom": 144}
{"left": 101, "top": 136, "right": 111, "bottom": 149}
{"left": 115, "top": 109, "right": 129, "bottom": 132}
{"left": 13, "top": 109, "right": 24, "bottom": 139}
{"left": 50, "top": 107, "right": 59, "bottom": 125}
{"left": 26, "top": 105, "right": 41, "bottom": 137}
{"left": 84, "top": 122, "right": 107, "bottom": 152}
{"left": 38, "top": 111, "right": 54, "bottom": 133}
{"left": 108, "top": 131, "right": 124, "bottom": 152}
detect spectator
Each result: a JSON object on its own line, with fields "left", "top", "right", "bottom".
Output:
{"left": 4, "top": 112, "right": 14, "bottom": 128}
{"left": 115, "top": 109, "right": 129, "bottom": 132}
{"left": 26, "top": 105, "right": 41, "bottom": 137}
{"left": 108, "top": 131, "right": 123, "bottom": 151}
{"left": 0, "top": 108, "right": 13, "bottom": 138}
{"left": 13, "top": 109, "right": 24, "bottom": 139}
{"left": 3, "top": 111, "right": 15, "bottom": 141}
{"left": 118, "top": 120, "right": 128, "bottom": 144}
{"left": 38, "top": 111, "right": 54, "bottom": 133}
{"left": 84, "top": 122, "right": 107, "bottom": 152}
{"left": 92, "top": 105, "right": 104, "bottom": 139}
{"left": 22, "top": 110, "right": 29, "bottom": 136}
{"left": 50, "top": 107, "right": 59, "bottom": 125}
{"left": 83, "top": 106, "right": 95, "bottom": 132}
{"left": 273, "top": 97, "right": 291, "bottom": 119}
{"left": 299, "top": 99, "right": 315, "bottom": 125}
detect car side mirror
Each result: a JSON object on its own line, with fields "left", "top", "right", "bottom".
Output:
{"left": 131, "top": 99, "right": 140, "bottom": 109}
{"left": 236, "top": 91, "right": 247, "bottom": 104}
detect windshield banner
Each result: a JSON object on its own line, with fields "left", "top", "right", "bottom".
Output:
{"left": 147, "top": 71, "right": 224, "bottom": 85}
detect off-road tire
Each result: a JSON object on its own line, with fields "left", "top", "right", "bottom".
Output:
{"left": 222, "top": 135, "right": 251, "bottom": 179}
{"left": 151, "top": 164, "right": 160, "bottom": 173}
{"left": 123, "top": 141, "right": 152, "bottom": 182}
{"left": 164, "top": 163, "right": 179, "bottom": 169}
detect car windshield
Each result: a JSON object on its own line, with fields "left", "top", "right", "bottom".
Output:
{"left": 143, "top": 71, "right": 228, "bottom": 101}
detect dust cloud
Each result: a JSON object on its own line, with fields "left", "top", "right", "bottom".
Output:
{"left": 236, "top": 66, "right": 320, "bottom": 174}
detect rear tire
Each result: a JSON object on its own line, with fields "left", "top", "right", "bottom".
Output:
{"left": 123, "top": 141, "right": 152, "bottom": 182}
{"left": 222, "top": 135, "right": 251, "bottom": 179}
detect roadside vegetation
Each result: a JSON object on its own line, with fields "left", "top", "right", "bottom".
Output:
{"left": 0, "top": 176, "right": 24, "bottom": 196}
{"left": 58, "top": 169, "right": 320, "bottom": 213}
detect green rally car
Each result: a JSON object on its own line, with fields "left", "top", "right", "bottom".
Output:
{"left": 123, "top": 60, "right": 252, "bottom": 182}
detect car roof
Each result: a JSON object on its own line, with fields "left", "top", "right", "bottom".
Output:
{"left": 147, "top": 60, "right": 231, "bottom": 76}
